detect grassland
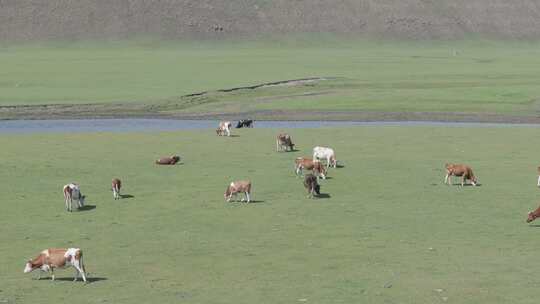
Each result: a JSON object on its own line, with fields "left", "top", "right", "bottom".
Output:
{"left": 1, "top": 38, "right": 540, "bottom": 120}
{"left": 1, "top": 125, "right": 540, "bottom": 303}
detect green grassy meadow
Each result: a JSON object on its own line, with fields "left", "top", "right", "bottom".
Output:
{"left": 1, "top": 38, "right": 540, "bottom": 117}
{"left": 1, "top": 126, "right": 540, "bottom": 303}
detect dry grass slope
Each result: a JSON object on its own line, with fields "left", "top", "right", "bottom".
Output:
{"left": 2, "top": 0, "right": 540, "bottom": 42}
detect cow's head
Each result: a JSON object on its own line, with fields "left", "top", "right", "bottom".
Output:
{"left": 471, "top": 176, "right": 478, "bottom": 186}
{"left": 527, "top": 211, "right": 538, "bottom": 223}
{"left": 224, "top": 186, "right": 232, "bottom": 201}
{"left": 23, "top": 260, "right": 35, "bottom": 273}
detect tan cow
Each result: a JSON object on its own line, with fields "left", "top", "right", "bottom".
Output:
{"left": 444, "top": 163, "right": 478, "bottom": 186}
{"left": 112, "top": 178, "right": 121, "bottom": 200}
{"left": 276, "top": 133, "right": 295, "bottom": 152}
{"left": 224, "top": 180, "right": 252, "bottom": 203}
{"left": 24, "top": 248, "right": 87, "bottom": 282}
{"left": 295, "top": 157, "right": 327, "bottom": 179}
{"left": 155, "top": 155, "right": 181, "bottom": 165}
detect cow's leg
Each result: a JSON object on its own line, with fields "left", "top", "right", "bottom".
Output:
{"left": 444, "top": 173, "right": 449, "bottom": 185}
{"left": 295, "top": 165, "right": 302, "bottom": 177}
{"left": 461, "top": 176, "right": 465, "bottom": 187}
{"left": 245, "top": 192, "right": 251, "bottom": 203}
{"left": 50, "top": 268, "right": 55, "bottom": 281}
{"left": 73, "top": 262, "right": 87, "bottom": 282}
{"left": 537, "top": 175, "right": 540, "bottom": 187}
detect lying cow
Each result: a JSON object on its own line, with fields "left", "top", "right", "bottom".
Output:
{"left": 303, "top": 174, "right": 321, "bottom": 198}
{"left": 527, "top": 205, "right": 540, "bottom": 223}
{"left": 295, "top": 157, "right": 327, "bottom": 179}
{"left": 63, "top": 183, "right": 85, "bottom": 212}
{"left": 224, "top": 180, "right": 252, "bottom": 203}
{"left": 276, "top": 133, "right": 295, "bottom": 152}
{"left": 155, "top": 155, "right": 181, "bottom": 165}
{"left": 444, "top": 163, "right": 478, "bottom": 186}
{"left": 24, "top": 248, "right": 87, "bottom": 282}
{"left": 313, "top": 146, "right": 337, "bottom": 168}
{"left": 236, "top": 119, "right": 253, "bottom": 128}
{"left": 217, "top": 121, "right": 232, "bottom": 136}
{"left": 112, "top": 178, "right": 121, "bottom": 200}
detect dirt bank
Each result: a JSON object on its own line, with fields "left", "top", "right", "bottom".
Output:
{"left": 2, "top": 0, "right": 540, "bottom": 42}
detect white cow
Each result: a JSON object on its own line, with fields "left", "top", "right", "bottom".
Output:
{"left": 63, "top": 183, "right": 84, "bottom": 212}
{"left": 217, "top": 121, "right": 232, "bottom": 137}
{"left": 313, "top": 146, "right": 337, "bottom": 168}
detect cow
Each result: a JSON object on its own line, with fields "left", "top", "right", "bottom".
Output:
{"left": 224, "top": 180, "right": 251, "bottom": 203}
{"left": 23, "top": 248, "right": 87, "bottom": 282}
{"left": 444, "top": 163, "right": 478, "bottom": 186}
{"left": 155, "top": 155, "right": 181, "bottom": 165}
{"left": 295, "top": 157, "right": 327, "bottom": 179}
{"left": 217, "top": 121, "right": 232, "bottom": 137}
{"left": 236, "top": 119, "right": 253, "bottom": 128}
{"left": 313, "top": 146, "right": 337, "bottom": 168}
{"left": 276, "top": 133, "right": 295, "bottom": 152}
{"left": 112, "top": 178, "right": 121, "bottom": 200}
{"left": 527, "top": 205, "right": 540, "bottom": 223}
{"left": 63, "top": 183, "right": 84, "bottom": 212}
{"left": 303, "top": 174, "right": 321, "bottom": 198}
{"left": 537, "top": 166, "right": 540, "bottom": 187}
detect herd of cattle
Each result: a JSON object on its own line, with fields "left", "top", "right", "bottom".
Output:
{"left": 22, "top": 120, "right": 540, "bottom": 283}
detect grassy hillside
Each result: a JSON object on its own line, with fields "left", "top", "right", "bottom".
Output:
{"left": 1, "top": 39, "right": 540, "bottom": 120}
{"left": 1, "top": 126, "right": 540, "bottom": 303}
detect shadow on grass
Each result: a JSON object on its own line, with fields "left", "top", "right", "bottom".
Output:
{"left": 451, "top": 183, "right": 482, "bottom": 187}
{"left": 77, "top": 205, "right": 96, "bottom": 212}
{"left": 120, "top": 194, "right": 135, "bottom": 199}
{"left": 315, "top": 193, "right": 331, "bottom": 199}
{"left": 528, "top": 224, "right": 540, "bottom": 227}
{"left": 37, "top": 277, "right": 107, "bottom": 284}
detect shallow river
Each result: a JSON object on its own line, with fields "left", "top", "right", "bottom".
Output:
{"left": 0, "top": 119, "right": 539, "bottom": 134}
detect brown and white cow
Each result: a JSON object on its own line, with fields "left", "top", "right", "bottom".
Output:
{"left": 224, "top": 180, "right": 252, "bottom": 203}
{"left": 217, "top": 121, "right": 232, "bottom": 137}
{"left": 303, "top": 174, "right": 321, "bottom": 198}
{"left": 527, "top": 205, "right": 540, "bottom": 223}
{"left": 112, "top": 178, "right": 121, "bottom": 200}
{"left": 444, "top": 163, "right": 478, "bottom": 187}
{"left": 313, "top": 146, "right": 337, "bottom": 168}
{"left": 24, "top": 248, "right": 87, "bottom": 282}
{"left": 155, "top": 155, "right": 181, "bottom": 165}
{"left": 63, "top": 183, "right": 84, "bottom": 212}
{"left": 276, "top": 133, "right": 295, "bottom": 152}
{"left": 295, "top": 157, "right": 327, "bottom": 179}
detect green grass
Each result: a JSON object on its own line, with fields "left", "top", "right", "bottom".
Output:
{"left": 1, "top": 38, "right": 540, "bottom": 117}
{"left": 1, "top": 126, "right": 540, "bottom": 303}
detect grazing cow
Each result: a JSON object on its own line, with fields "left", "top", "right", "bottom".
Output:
{"left": 224, "top": 180, "right": 252, "bottom": 203}
{"left": 295, "top": 157, "right": 327, "bottom": 179}
{"left": 217, "top": 121, "right": 232, "bottom": 136}
{"left": 155, "top": 155, "right": 181, "bottom": 165}
{"left": 444, "top": 163, "right": 478, "bottom": 186}
{"left": 112, "top": 178, "right": 121, "bottom": 200}
{"left": 527, "top": 205, "right": 540, "bottom": 223}
{"left": 303, "top": 174, "right": 321, "bottom": 198}
{"left": 24, "top": 248, "right": 87, "bottom": 282}
{"left": 313, "top": 146, "right": 337, "bottom": 168}
{"left": 537, "top": 166, "right": 540, "bottom": 187}
{"left": 236, "top": 119, "right": 254, "bottom": 128}
{"left": 276, "top": 133, "right": 295, "bottom": 152}
{"left": 63, "top": 183, "right": 84, "bottom": 212}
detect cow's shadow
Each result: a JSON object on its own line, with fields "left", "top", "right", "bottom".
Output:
{"left": 529, "top": 224, "right": 540, "bottom": 227}
{"left": 451, "top": 183, "right": 482, "bottom": 187}
{"left": 120, "top": 194, "right": 135, "bottom": 199}
{"left": 335, "top": 164, "right": 345, "bottom": 168}
{"left": 227, "top": 135, "right": 241, "bottom": 137}
{"left": 315, "top": 193, "right": 331, "bottom": 199}
{"left": 77, "top": 205, "right": 96, "bottom": 212}
{"left": 36, "top": 277, "right": 107, "bottom": 283}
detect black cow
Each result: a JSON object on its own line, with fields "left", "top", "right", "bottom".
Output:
{"left": 236, "top": 120, "right": 254, "bottom": 128}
